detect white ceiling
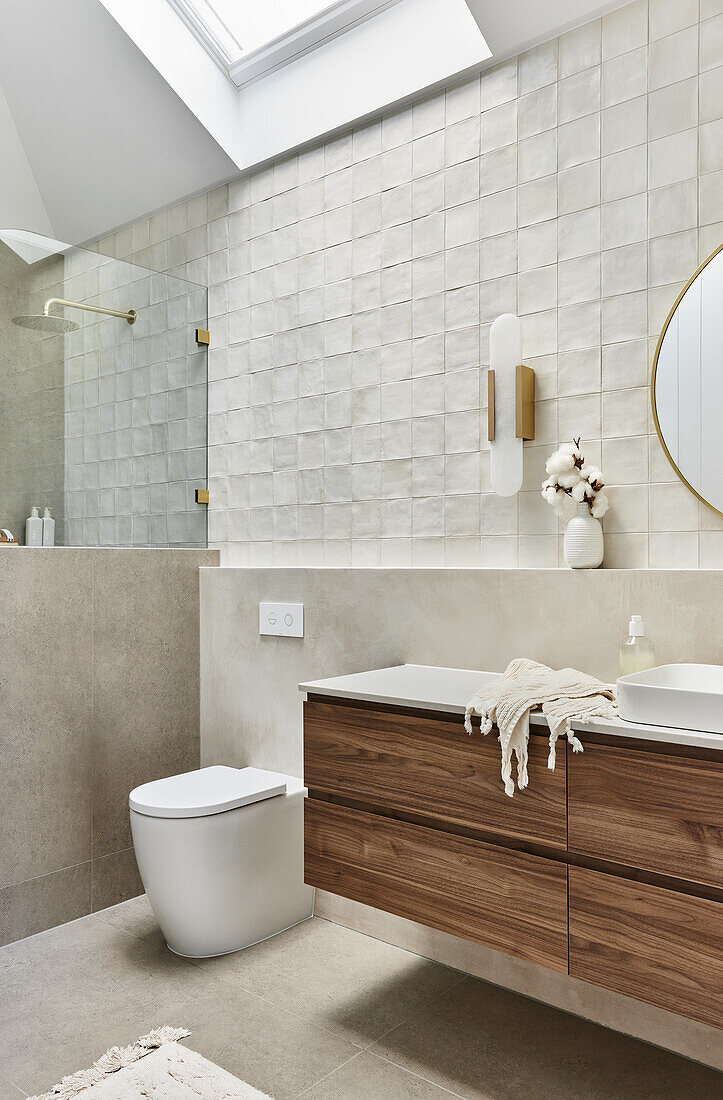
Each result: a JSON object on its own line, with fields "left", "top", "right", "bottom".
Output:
{"left": 0, "top": 0, "right": 235, "bottom": 244}
{"left": 0, "top": 0, "right": 633, "bottom": 248}
{"left": 464, "top": 0, "right": 629, "bottom": 60}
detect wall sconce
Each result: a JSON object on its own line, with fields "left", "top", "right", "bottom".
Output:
{"left": 488, "top": 313, "right": 535, "bottom": 496}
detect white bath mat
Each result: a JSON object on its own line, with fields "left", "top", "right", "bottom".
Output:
{"left": 28, "top": 1027, "right": 272, "bottom": 1100}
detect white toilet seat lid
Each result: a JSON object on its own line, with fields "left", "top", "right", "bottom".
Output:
{"left": 129, "top": 766, "right": 288, "bottom": 819}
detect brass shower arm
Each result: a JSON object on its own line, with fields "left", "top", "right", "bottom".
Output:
{"left": 43, "top": 297, "right": 137, "bottom": 324}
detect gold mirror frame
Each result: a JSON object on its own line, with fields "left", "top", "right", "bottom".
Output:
{"left": 650, "top": 240, "right": 723, "bottom": 520}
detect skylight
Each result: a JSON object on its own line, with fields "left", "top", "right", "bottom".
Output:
{"left": 210, "top": 1, "right": 338, "bottom": 56}
{"left": 169, "top": 0, "right": 402, "bottom": 86}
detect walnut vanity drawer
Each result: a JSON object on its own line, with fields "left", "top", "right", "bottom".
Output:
{"left": 569, "top": 867, "right": 723, "bottom": 1028}
{"left": 568, "top": 740, "right": 723, "bottom": 888}
{"left": 303, "top": 698, "right": 566, "bottom": 848}
{"left": 305, "top": 798, "right": 569, "bottom": 972}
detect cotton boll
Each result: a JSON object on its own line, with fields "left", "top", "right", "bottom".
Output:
{"left": 582, "top": 465, "right": 604, "bottom": 489}
{"left": 546, "top": 451, "right": 575, "bottom": 476}
{"left": 561, "top": 441, "right": 584, "bottom": 464}
{"left": 541, "top": 482, "right": 559, "bottom": 506}
{"left": 557, "top": 470, "right": 581, "bottom": 489}
{"left": 591, "top": 491, "right": 609, "bottom": 518}
{"left": 571, "top": 480, "right": 588, "bottom": 502}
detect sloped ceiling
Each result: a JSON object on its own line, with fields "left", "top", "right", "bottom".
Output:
{"left": 464, "top": 0, "right": 629, "bottom": 59}
{"left": 0, "top": 0, "right": 632, "bottom": 247}
{"left": 0, "top": 0, "right": 235, "bottom": 244}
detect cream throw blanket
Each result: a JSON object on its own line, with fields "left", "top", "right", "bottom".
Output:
{"left": 464, "top": 658, "right": 617, "bottom": 797}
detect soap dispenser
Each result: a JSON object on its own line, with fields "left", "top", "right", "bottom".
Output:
{"left": 619, "top": 615, "right": 656, "bottom": 677}
{"left": 42, "top": 507, "right": 55, "bottom": 547}
{"left": 25, "top": 507, "right": 42, "bottom": 547}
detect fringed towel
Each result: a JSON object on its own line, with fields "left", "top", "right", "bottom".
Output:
{"left": 464, "top": 658, "right": 617, "bottom": 797}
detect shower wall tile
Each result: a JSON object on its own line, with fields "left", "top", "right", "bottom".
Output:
{"left": 0, "top": 243, "right": 66, "bottom": 542}
{"left": 62, "top": 251, "right": 208, "bottom": 548}
{"left": 0, "top": 547, "right": 218, "bottom": 947}
{"left": 103, "top": 0, "right": 723, "bottom": 569}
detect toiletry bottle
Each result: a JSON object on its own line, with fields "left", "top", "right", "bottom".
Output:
{"left": 619, "top": 615, "right": 656, "bottom": 676}
{"left": 25, "top": 507, "right": 42, "bottom": 547}
{"left": 42, "top": 507, "right": 55, "bottom": 547}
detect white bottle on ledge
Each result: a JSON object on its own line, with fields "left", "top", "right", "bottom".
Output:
{"left": 42, "top": 507, "right": 55, "bottom": 547}
{"left": 25, "top": 507, "right": 42, "bottom": 547}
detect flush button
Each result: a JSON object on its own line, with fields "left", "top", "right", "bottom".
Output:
{"left": 259, "top": 602, "right": 304, "bottom": 638}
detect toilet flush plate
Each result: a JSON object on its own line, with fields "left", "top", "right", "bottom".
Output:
{"left": 259, "top": 601, "right": 304, "bottom": 638}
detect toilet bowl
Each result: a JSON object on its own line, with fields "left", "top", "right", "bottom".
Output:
{"left": 129, "top": 765, "right": 314, "bottom": 958}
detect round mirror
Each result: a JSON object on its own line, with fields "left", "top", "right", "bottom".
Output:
{"left": 651, "top": 244, "right": 723, "bottom": 517}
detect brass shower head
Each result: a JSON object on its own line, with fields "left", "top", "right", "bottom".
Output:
{"left": 12, "top": 297, "right": 136, "bottom": 333}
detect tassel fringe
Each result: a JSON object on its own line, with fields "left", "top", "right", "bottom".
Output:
{"left": 28, "top": 1026, "right": 191, "bottom": 1100}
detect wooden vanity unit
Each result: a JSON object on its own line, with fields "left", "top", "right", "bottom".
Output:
{"left": 300, "top": 667, "right": 723, "bottom": 1029}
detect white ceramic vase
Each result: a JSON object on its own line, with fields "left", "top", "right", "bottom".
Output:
{"left": 563, "top": 502, "right": 604, "bottom": 569}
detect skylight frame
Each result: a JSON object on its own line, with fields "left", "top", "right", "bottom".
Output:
{"left": 167, "top": 0, "right": 405, "bottom": 87}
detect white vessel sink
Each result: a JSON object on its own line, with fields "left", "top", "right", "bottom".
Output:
{"left": 617, "top": 664, "right": 723, "bottom": 735}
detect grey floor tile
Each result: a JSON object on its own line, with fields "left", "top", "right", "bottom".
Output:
{"left": 3, "top": 910, "right": 721, "bottom": 1100}
{"left": 299, "top": 1051, "right": 464, "bottom": 1099}
{"left": 0, "top": 911, "right": 357, "bottom": 1100}
{"left": 179, "top": 982, "right": 359, "bottom": 1099}
{"left": 197, "top": 916, "right": 464, "bottom": 1048}
{"left": 0, "top": 1080, "right": 25, "bottom": 1099}
{"left": 0, "top": 916, "right": 213, "bottom": 1093}
{"left": 370, "top": 975, "right": 723, "bottom": 1100}
{"left": 93, "top": 893, "right": 164, "bottom": 949}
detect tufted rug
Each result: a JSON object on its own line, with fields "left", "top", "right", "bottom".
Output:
{"left": 28, "top": 1028, "right": 272, "bottom": 1100}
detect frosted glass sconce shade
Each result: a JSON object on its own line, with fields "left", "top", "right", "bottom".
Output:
{"left": 488, "top": 314, "right": 535, "bottom": 496}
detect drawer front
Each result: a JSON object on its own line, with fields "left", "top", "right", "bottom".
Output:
{"left": 305, "top": 798, "right": 569, "bottom": 972}
{"left": 569, "top": 867, "right": 723, "bottom": 1028}
{"left": 304, "top": 699, "right": 566, "bottom": 847}
{"left": 568, "top": 742, "right": 723, "bottom": 887}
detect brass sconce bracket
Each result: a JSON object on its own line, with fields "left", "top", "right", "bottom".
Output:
{"left": 515, "top": 364, "right": 535, "bottom": 440}
{"left": 195, "top": 488, "right": 210, "bottom": 504}
{"left": 195, "top": 328, "right": 211, "bottom": 346}
{"left": 487, "top": 365, "right": 535, "bottom": 442}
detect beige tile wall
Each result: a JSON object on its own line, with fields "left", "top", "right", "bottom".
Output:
{"left": 0, "top": 547, "right": 217, "bottom": 946}
{"left": 100, "top": 0, "right": 723, "bottom": 569}
{"left": 200, "top": 563, "right": 723, "bottom": 1063}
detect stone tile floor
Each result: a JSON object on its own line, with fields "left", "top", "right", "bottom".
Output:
{"left": 0, "top": 897, "right": 720, "bottom": 1099}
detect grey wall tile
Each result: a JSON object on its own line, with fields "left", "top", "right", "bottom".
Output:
{"left": 91, "top": 847, "right": 142, "bottom": 912}
{"left": 0, "top": 547, "right": 217, "bottom": 945}
{"left": 91, "top": 549, "right": 217, "bottom": 857}
{"left": 0, "top": 549, "right": 93, "bottom": 889}
{"left": 0, "top": 863, "right": 91, "bottom": 947}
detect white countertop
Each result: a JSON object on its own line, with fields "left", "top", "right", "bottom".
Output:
{"left": 299, "top": 664, "right": 723, "bottom": 751}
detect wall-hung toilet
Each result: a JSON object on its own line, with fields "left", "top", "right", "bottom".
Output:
{"left": 129, "top": 766, "right": 314, "bottom": 958}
